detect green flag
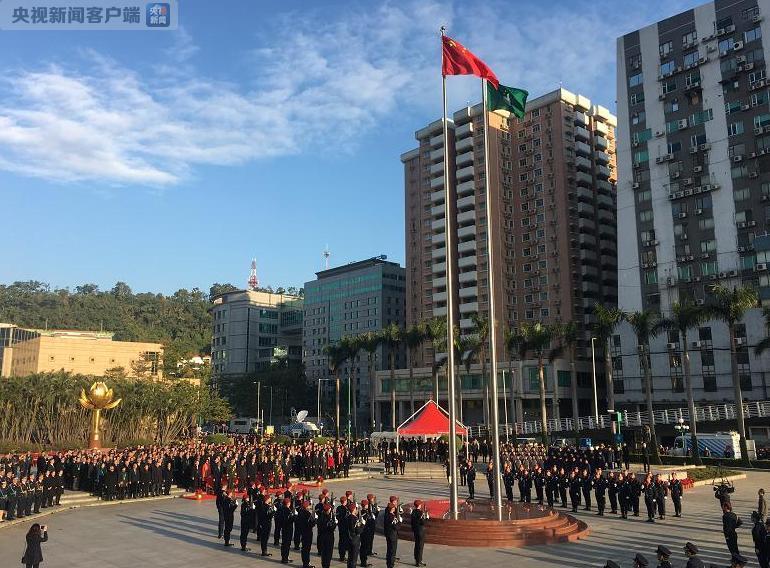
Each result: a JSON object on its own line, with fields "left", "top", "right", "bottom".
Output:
{"left": 486, "top": 82, "right": 528, "bottom": 119}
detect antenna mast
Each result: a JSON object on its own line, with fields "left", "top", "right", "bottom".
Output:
{"left": 248, "top": 258, "right": 259, "bottom": 290}
{"left": 322, "top": 245, "right": 331, "bottom": 270}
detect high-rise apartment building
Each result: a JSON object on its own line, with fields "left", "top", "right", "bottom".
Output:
{"left": 209, "top": 290, "right": 303, "bottom": 383}
{"left": 616, "top": 0, "right": 770, "bottom": 407}
{"left": 398, "top": 88, "right": 618, "bottom": 425}
{"left": 303, "top": 256, "right": 406, "bottom": 430}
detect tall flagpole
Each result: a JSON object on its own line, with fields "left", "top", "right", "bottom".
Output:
{"left": 440, "top": 25, "right": 459, "bottom": 519}
{"left": 482, "top": 79, "right": 503, "bottom": 521}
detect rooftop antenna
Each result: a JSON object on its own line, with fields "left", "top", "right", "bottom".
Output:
{"left": 248, "top": 258, "right": 259, "bottom": 290}
{"left": 322, "top": 245, "right": 331, "bottom": 270}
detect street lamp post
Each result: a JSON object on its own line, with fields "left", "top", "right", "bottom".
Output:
{"left": 252, "top": 381, "right": 261, "bottom": 434}
{"left": 675, "top": 417, "right": 690, "bottom": 460}
{"left": 590, "top": 338, "right": 599, "bottom": 425}
{"left": 317, "top": 378, "right": 333, "bottom": 435}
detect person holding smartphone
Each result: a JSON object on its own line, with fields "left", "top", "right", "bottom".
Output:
{"left": 22, "top": 523, "right": 48, "bottom": 568}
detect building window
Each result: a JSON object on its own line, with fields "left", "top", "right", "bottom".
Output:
{"left": 682, "top": 30, "right": 697, "bottom": 45}
{"left": 629, "top": 72, "right": 643, "bottom": 87}
{"left": 703, "top": 373, "right": 717, "bottom": 392}
{"left": 729, "top": 121, "right": 744, "bottom": 136}
{"left": 745, "top": 26, "right": 762, "bottom": 43}
{"left": 659, "top": 41, "right": 673, "bottom": 57}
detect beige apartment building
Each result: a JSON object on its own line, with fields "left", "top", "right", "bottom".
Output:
{"left": 394, "top": 88, "right": 619, "bottom": 426}
{"left": 0, "top": 323, "right": 163, "bottom": 379}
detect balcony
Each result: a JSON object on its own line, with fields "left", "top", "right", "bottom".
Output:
{"left": 580, "top": 218, "right": 596, "bottom": 231}
{"left": 579, "top": 233, "right": 597, "bottom": 247}
{"left": 431, "top": 204, "right": 445, "bottom": 216}
{"left": 597, "top": 193, "right": 614, "bottom": 209}
{"left": 458, "top": 255, "right": 477, "bottom": 268}
{"left": 581, "top": 265, "right": 599, "bottom": 278}
{"left": 430, "top": 176, "right": 444, "bottom": 189}
{"left": 455, "top": 122, "right": 473, "bottom": 138}
{"left": 457, "top": 210, "right": 476, "bottom": 224}
{"left": 429, "top": 148, "right": 444, "bottom": 162}
{"left": 430, "top": 134, "right": 443, "bottom": 148}
{"left": 459, "top": 286, "right": 478, "bottom": 299}
{"left": 599, "top": 239, "right": 617, "bottom": 253}
{"left": 457, "top": 225, "right": 476, "bottom": 238}
{"left": 575, "top": 125, "right": 590, "bottom": 141}
{"left": 455, "top": 136, "right": 474, "bottom": 153}
{"left": 459, "top": 270, "right": 478, "bottom": 283}
{"left": 432, "top": 231, "right": 446, "bottom": 245}
{"left": 430, "top": 190, "right": 445, "bottom": 204}
{"left": 576, "top": 171, "right": 593, "bottom": 187}
{"left": 578, "top": 202, "right": 595, "bottom": 217}
{"left": 594, "top": 121, "right": 609, "bottom": 136}
{"left": 594, "top": 136, "right": 608, "bottom": 150}
{"left": 595, "top": 150, "right": 610, "bottom": 164}
{"left": 433, "top": 306, "right": 447, "bottom": 317}
{"left": 598, "top": 208, "right": 614, "bottom": 222}
{"left": 456, "top": 150, "right": 474, "bottom": 167}
{"left": 459, "top": 301, "right": 479, "bottom": 313}
{"left": 597, "top": 180, "right": 613, "bottom": 193}
{"left": 432, "top": 291, "right": 447, "bottom": 303}
{"left": 457, "top": 195, "right": 475, "bottom": 210}
{"left": 456, "top": 165, "right": 475, "bottom": 181}
{"left": 458, "top": 240, "right": 476, "bottom": 253}
{"left": 457, "top": 180, "right": 475, "bottom": 196}
{"left": 577, "top": 186, "right": 593, "bottom": 201}
{"left": 432, "top": 261, "right": 446, "bottom": 274}
{"left": 575, "top": 156, "right": 592, "bottom": 171}
{"left": 582, "top": 281, "right": 600, "bottom": 294}
{"left": 601, "top": 254, "right": 617, "bottom": 267}
{"left": 575, "top": 141, "right": 592, "bottom": 156}
{"left": 580, "top": 249, "right": 598, "bottom": 263}
{"left": 596, "top": 165, "right": 611, "bottom": 179}
{"left": 429, "top": 161, "right": 444, "bottom": 175}
{"left": 433, "top": 276, "right": 447, "bottom": 288}
{"left": 575, "top": 111, "right": 588, "bottom": 126}
{"left": 599, "top": 224, "right": 617, "bottom": 238}
{"left": 431, "top": 217, "right": 446, "bottom": 231}
{"left": 431, "top": 247, "right": 447, "bottom": 259}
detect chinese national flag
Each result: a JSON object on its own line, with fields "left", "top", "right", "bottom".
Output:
{"left": 442, "top": 35, "right": 499, "bottom": 89}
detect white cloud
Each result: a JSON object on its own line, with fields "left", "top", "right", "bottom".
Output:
{"left": 0, "top": 0, "right": 699, "bottom": 187}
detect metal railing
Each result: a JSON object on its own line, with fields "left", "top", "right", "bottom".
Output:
{"left": 466, "top": 400, "right": 770, "bottom": 438}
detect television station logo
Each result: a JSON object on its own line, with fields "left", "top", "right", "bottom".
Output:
{"left": 1, "top": 0, "right": 178, "bottom": 30}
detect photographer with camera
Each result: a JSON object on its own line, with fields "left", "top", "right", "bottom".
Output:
{"left": 22, "top": 523, "right": 48, "bottom": 568}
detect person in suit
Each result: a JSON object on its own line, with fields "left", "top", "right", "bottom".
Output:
{"left": 466, "top": 461, "right": 476, "bottom": 500}
{"left": 239, "top": 496, "right": 254, "bottom": 552}
{"left": 384, "top": 498, "right": 401, "bottom": 568}
{"left": 257, "top": 494, "right": 274, "bottom": 557}
{"left": 346, "top": 501, "right": 364, "bottom": 568}
{"left": 336, "top": 494, "right": 350, "bottom": 562}
{"left": 317, "top": 501, "right": 337, "bottom": 568}
{"left": 297, "top": 500, "right": 317, "bottom": 568}
{"left": 222, "top": 489, "right": 238, "bottom": 547}
{"left": 22, "top": 523, "right": 48, "bottom": 568}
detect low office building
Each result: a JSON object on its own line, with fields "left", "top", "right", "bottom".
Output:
{"left": 209, "top": 290, "right": 303, "bottom": 382}
{"left": 0, "top": 323, "right": 163, "bottom": 379}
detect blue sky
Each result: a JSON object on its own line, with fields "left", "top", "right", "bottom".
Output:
{"left": 0, "top": 0, "right": 703, "bottom": 294}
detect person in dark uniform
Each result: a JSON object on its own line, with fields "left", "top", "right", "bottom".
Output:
{"left": 654, "top": 474, "right": 668, "bottom": 520}
{"left": 751, "top": 511, "right": 767, "bottom": 568}
{"left": 634, "top": 552, "right": 649, "bottom": 568}
{"left": 486, "top": 462, "right": 495, "bottom": 498}
{"left": 503, "top": 464, "right": 514, "bottom": 502}
{"left": 730, "top": 553, "right": 749, "bottom": 568}
{"left": 215, "top": 483, "right": 228, "bottom": 539}
{"left": 723, "top": 501, "right": 743, "bottom": 557}
{"left": 604, "top": 561, "right": 620, "bottom": 568}
{"left": 336, "top": 494, "right": 350, "bottom": 562}
{"left": 684, "top": 542, "right": 705, "bottom": 568}
{"left": 459, "top": 460, "right": 467, "bottom": 487}
{"left": 569, "top": 471, "right": 582, "bottom": 513}
{"left": 534, "top": 467, "right": 545, "bottom": 506}
{"left": 257, "top": 494, "right": 274, "bottom": 557}
{"left": 278, "top": 497, "right": 297, "bottom": 564}
{"left": 239, "top": 495, "right": 254, "bottom": 552}
{"left": 643, "top": 478, "right": 657, "bottom": 523}
{"left": 594, "top": 470, "right": 607, "bottom": 516}
{"left": 630, "top": 472, "right": 642, "bottom": 517}
{"left": 670, "top": 473, "right": 683, "bottom": 518}
{"left": 411, "top": 500, "right": 428, "bottom": 567}
{"left": 222, "top": 489, "right": 238, "bottom": 547}
{"left": 297, "top": 500, "right": 317, "bottom": 568}
{"left": 274, "top": 491, "right": 284, "bottom": 546}
{"left": 466, "top": 461, "right": 476, "bottom": 500}
{"left": 359, "top": 498, "right": 374, "bottom": 567}
{"left": 317, "top": 501, "right": 337, "bottom": 568}
{"left": 581, "top": 469, "right": 593, "bottom": 511}
{"left": 384, "top": 498, "right": 401, "bottom": 568}
{"left": 558, "top": 468, "right": 569, "bottom": 508}
{"left": 656, "top": 545, "right": 672, "bottom": 568}
{"left": 608, "top": 471, "right": 618, "bottom": 515}
{"left": 346, "top": 501, "right": 364, "bottom": 568}
{"left": 294, "top": 490, "right": 305, "bottom": 550}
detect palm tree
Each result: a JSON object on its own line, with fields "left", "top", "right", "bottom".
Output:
{"left": 380, "top": 322, "right": 403, "bottom": 430}
{"left": 471, "top": 314, "right": 491, "bottom": 424}
{"left": 453, "top": 329, "right": 479, "bottom": 426}
{"left": 654, "top": 301, "right": 706, "bottom": 465}
{"left": 323, "top": 342, "right": 349, "bottom": 441}
{"left": 359, "top": 331, "right": 382, "bottom": 432}
{"left": 706, "top": 284, "right": 758, "bottom": 466}
{"left": 404, "top": 323, "right": 427, "bottom": 416}
{"left": 340, "top": 335, "right": 362, "bottom": 437}
{"left": 625, "top": 310, "right": 662, "bottom": 465}
{"left": 426, "top": 317, "right": 448, "bottom": 403}
{"left": 559, "top": 321, "right": 580, "bottom": 435}
{"left": 504, "top": 325, "right": 529, "bottom": 444}
{"left": 520, "top": 322, "right": 560, "bottom": 439}
{"left": 594, "top": 305, "right": 624, "bottom": 416}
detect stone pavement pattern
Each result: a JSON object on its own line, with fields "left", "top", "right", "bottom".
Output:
{"left": 1, "top": 471, "right": 767, "bottom": 568}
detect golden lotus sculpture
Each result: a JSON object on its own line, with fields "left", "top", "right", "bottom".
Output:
{"left": 79, "top": 381, "right": 122, "bottom": 449}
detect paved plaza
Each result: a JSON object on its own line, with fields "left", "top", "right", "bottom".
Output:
{"left": 1, "top": 471, "right": 768, "bottom": 568}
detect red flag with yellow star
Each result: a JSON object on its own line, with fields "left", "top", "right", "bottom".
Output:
{"left": 442, "top": 35, "right": 499, "bottom": 88}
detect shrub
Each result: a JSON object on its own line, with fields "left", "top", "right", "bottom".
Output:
{"left": 205, "top": 433, "right": 232, "bottom": 445}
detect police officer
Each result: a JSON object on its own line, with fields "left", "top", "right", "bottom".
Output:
{"left": 670, "top": 473, "right": 683, "bottom": 517}
{"left": 222, "top": 489, "right": 238, "bottom": 547}
{"left": 569, "top": 471, "right": 582, "bottom": 513}
{"left": 608, "top": 471, "right": 619, "bottom": 515}
{"left": 215, "top": 483, "right": 228, "bottom": 539}
{"left": 466, "top": 461, "right": 476, "bottom": 500}
{"left": 594, "top": 470, "right": 607, "bottom": 516}
{"left": 297, "top": 500, "right": 317, "bottom": 568}
{"left": 656, "top": 545, "right": 672, "bottom": 568}
{"left": 239, "top": 495, "right": 254, "bottom": 552}
{"left": 723, "top": 501, "right": 743, "bottom": 557}
{"left": 384, "top": 497, "right": 401, "bottom": 568}
{"left": 684, "top": 542, "right": 705, "bottom": 568}
{"left": 277, "top": 496, "right": 297, "bottom": 564}
{"left": 317, "top": 501, "right": 337, "bottom": 568}
{"left": 411, "top": 500, "right": 428, "bottom": 567}
{"left": 257, "top": 494, "right": 274, "bottom": 557}
{"left": 643, "top": 477, "right": 657, "bottom": 523}
{"left": 634, "top": 552, "right": 649, "bottom": 568}
{"left": 336, "top": 494, "right": 350, "bottom": 562}
{"left": 346, "top": 501, "right": 364, "bottom": 568}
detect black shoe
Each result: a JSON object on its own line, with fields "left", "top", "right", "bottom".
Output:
{"left": 218, "top": 534, "right": 223, "bottom": 539}
{"left": 224, "top": 542, "right": 233, "bottom": 546}
{"left": 261, "top": 552, "right": 272, "bottom": 556}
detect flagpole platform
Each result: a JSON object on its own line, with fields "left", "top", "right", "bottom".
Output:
{"left": 379, "top": 499, "right": 590, "bottom": 547}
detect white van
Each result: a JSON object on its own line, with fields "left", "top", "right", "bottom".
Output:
{"left": 229, "top": 417, "right": 259, "bottom": 434}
